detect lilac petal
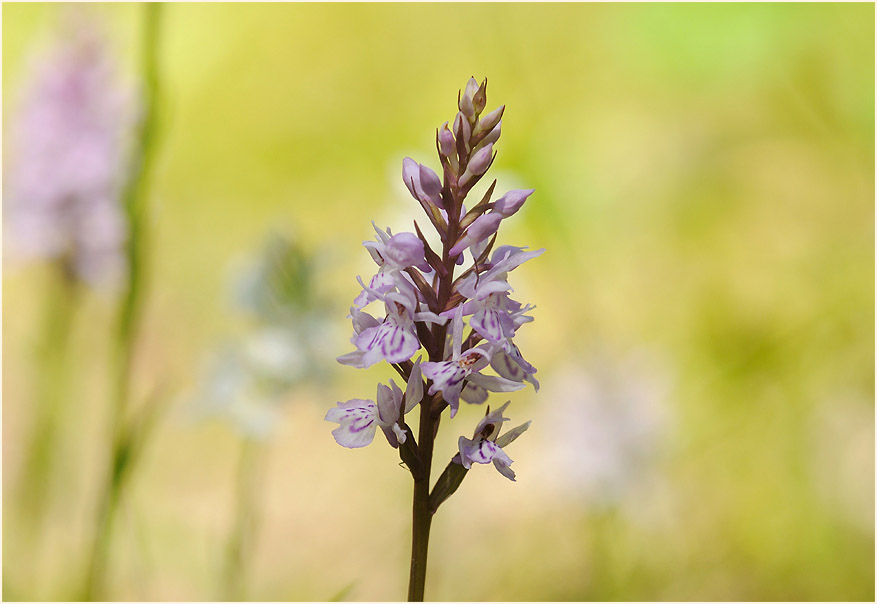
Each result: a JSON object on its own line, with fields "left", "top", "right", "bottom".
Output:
{"left": 356, "top": 322, "right": 419, "bottom": 366}
{"left": 467, "top": 143, "right": 493, "bottom": 176}
{"left": 402, "top": 157, "right": 422, "bottom": 199}
{"left": 368, "top": 270, "right": 396, "bottom": 300}
{"left": 470, "top": 236, "right": 491, "bottom": 263}
{"left": 422, "top": 361, "right": 467, "bottom": 392}
{"left": 464, "top": 348, "right": 492, "bottom": 372}
{"left": 331, "top": 422, "right": 376, "bottom": 448}
{"left": 419, "top": 164, "right": 443, "bottom": 199}
{"left": 380, "top": 422, "right": 407, "bottom": 448}
{"left": 371, "top": 221, "right": 392, "bottom": 244}
{"left": 369, "top": 270, "right": 397, "bottom": 293}
{"left": 486, "top": 247, "right": 545, "bottom": 282}
{"left": 458, "top": 436, "right": 504, "bottom": 468}
{"left": 491, "top": 452, "right": 516, "bottom": 481}
{"left": 384, "top": 232, "right": 426, "bottom": 269}
{"left": 375, "top": 380, "right": 406, "bottom": 448}
{"left": 450, "top": 304, "right": 465, "bottom": 359}
{"left": 336, "top": 350, "right": 366, "bottom": 368}
{"left": 422, "top": 360, "right": 467, "bottom": 417}
{"left": 382, "top": 325, "right": 420, "bottom": 363}
{"left": 413, "top": 310, "right": 447, "bottom": 325}
{"left": 461, "top": 382, "right": 488, "bottom": 405}
{"left": 479, "top": 121, "right": 501, "bottom": 147}
{"left": 355, "top": 274, "right": 389, "bottom": 306}
{"left": 349, "top": 307, "right": 380, "bottom": 333}
{"left": 456, "top": 436, "right": 477, "bottom": 469}
{"left": 354, "top": 325, "right": 390, "bottom": 367}
{"left": 439, "top": 299, "right": 477, "bottom": 320}
{"left": 464, "top": 77, "right": 479, "bottom": 98}
{"left": 347, "top": 280, "right": 395, "bottom": 316}
{"left": 379, "top": 424, "right": 399, "bottom": 448}
{"left": 492, "top": 346, "right": 539, "bottom": 391}
{"left": 353, "top": 289, "right": 370, "bottom": 308}
{"left": 467, "top": 372, "right": 525, "bottom": 393}
{"left": 454, "top": 273, "right": 479, "bottom": 299}
{"left": 468, "top": 211, "right": 503, "bottom": 242}
{"left": 405, "top": 357, "right": 424, "bottom": 413}
{"left": 459, "top": 77, "right": 479, "bottom": 118}
{"left": 495, "top": 420, "right": 531, "bottom": 448}
{"left": 479, "top": 105, "right": 504, "bottom": 134}
{"left": 470, "top": 307, "right": 505, "bottom": 343}
{"left": 325, "top": 399, "right": 378, "bottom": 448}
{"left": 393, "top": 423, "right": 407, "bottom": 444}
{"left": 453, "top": 111, "right": 471, "bottom": 149}
{"left": 449, "top": 212, "right": 502, "bottom": 257}
{"left": 439, "top": 122, "right": 455, "bottom": 158}
{"left": 472, "top": 280, "right": 512, "bottom": 301}
{"left": 505, "top": 342, "right": 538, "bottom": 374}
{"left": 490, "top": 349, "right": 526, "bottom": 381}
{"left": 445, "top": 391, "right": 463, "bottom": 417}
{"left": 473, "top": 400, "right": 512, "bottom": 435}
{"left": 385, "top": 284, "right": 418, "bottom": 316}
{"left": 375, "top": 382, "right": 402, "bottom": 425}
{"left": 470, "top": 143, "right": 493, "bottom": 173}
{"left": 494, "top": 189, "right": 534, "bottom": 218}
{"left": 362, "top": 241, "right": 384, "bottom": 266}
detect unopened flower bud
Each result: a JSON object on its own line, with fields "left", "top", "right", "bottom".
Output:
{"left": 477, "top": 121, "right": 501, "bottom": 149}
{"left": 460, "top": 94, "right": 474, "bottom": 119}
{"left": 385, "top": 232, "right": 426, "bottom": 269}
{"left": 468, "top": 143, "right": 493, "bottom": 175}
{"left": 494, "top": 189, "right": 534, "bottom": 217}
{"left": 450, "top": 212, "right": 503, "bottom": 256}
{"left": 473, "top": 80, "right": 487, "bottom": 114}
{"left": 478, "top": 105, "right": 504, "bottom": 134}
{"left": 459, "top": 142, "right": 494, "bottom": 187}
{"left": 464, "top": 77, "right": 479, "bottom": 100}
{"left": 469, "top": 211, "right": 503, "bottom": 240}
{"left": 449, "top": 212, "right": 503, "bottom": 257}
{"left": 459, "top": 77, "right": 479, "bottom": 119}
{"left": 454, "top": 111, "right": 471, "bottom": 149}
{"left": 402, "top": 157, "right": 421, "bottom": 199}
{"left": 402, "top": 157, "right": 442, "bottom": 207}
{"left": 439, "top": 122, "right": 455, "bottom": 158}
{"left": 419, "top": 164, "right": 442, "bottom": 200}
{"left": 466, "top": 143, "right": 493, "bottom": 176}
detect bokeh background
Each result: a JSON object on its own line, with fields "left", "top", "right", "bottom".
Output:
{"left": 3, "top": 2, "right": 874, "bottom": 601}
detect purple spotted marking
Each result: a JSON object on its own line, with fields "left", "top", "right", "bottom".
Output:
{"left": 497, "top": 353, "right": 524, "bottom": 380}
{"left": 383, "top": 327, "right": 405, "bottom": 357}
{"left": 350, "top": 417, "right": 375, "bottom": 433}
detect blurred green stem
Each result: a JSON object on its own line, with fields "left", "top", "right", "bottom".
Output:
{"left": 19, "top": 265, "right": 79, "bottom": 534}
{"left": 82, "top": 4, "right": 162, "bottom": 600}
{"left": 222, "top": 438, "right": 265, "bottom": 601}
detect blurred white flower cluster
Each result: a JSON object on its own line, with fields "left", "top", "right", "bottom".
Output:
{"left": 4, "top": 15, "right": 139, "bottom": 286}
{"left": 190, "top": 234, "right": 334, "bottom": 439}
{"left": 535, "top": 350, "right": 673, "bottom": 507}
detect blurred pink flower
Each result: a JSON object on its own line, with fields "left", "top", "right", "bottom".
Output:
{"left": 4, "top": 18, "right": 139, "bottom": 285}
{"left": 535, "top": 351, "right": 673, "bottom": 506}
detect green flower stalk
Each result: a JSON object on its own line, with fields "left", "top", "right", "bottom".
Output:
{"left": 17, "top": 270, "right": 79, "bottom": 539}
{"left": 82, "top": 4, "right": 164, "bottom": 600}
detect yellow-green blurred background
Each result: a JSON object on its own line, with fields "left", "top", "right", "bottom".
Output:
{"left": 3, "top": 2, "right": 874, "bottom": 601}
